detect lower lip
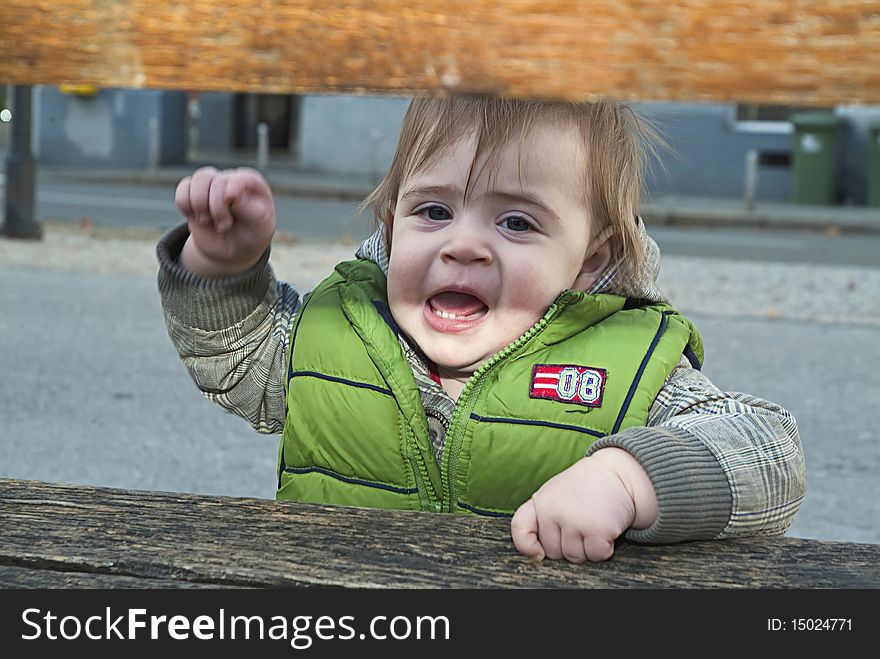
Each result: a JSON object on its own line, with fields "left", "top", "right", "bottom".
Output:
{"left": 423, "top": 302, "right": 488, "bottom": 333}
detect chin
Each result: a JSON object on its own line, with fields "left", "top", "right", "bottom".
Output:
{"left": 425, "top": 348, "right": 490, "bottom": 375}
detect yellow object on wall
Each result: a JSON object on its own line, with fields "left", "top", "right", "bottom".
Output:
{"left": 59, "top": 84, "right": 99, "bottom": 97}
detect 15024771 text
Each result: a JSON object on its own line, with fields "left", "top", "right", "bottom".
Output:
{"left": 767, "top": 619, "right": 853, "bottom": 631}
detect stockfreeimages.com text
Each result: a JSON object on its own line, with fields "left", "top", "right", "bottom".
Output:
{"left": 21, "top": 607, "right": 450, "bottom": 649}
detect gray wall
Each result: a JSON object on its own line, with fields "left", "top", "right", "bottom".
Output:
{"left": 294, "top": 96, "right": 801, "bottom": 202}
{"left": 194, "top": 92, "right": 235, "bottom": 154}
{"left": 635, "top": 102, "right": 794, "bottom": 202}
{"left": 295, "top": 97, "right": 879, "bottom": 205}
{"left": 298, "top": 95, "right": 409, "bottom": 180}
{"left": 637, "top": 102, "right": 880, "bottom": 204}
{"left": 28, "top": 86, "right": 880, "bottom": 206}
{"left": 35, "top": 87, "right": 187, "bottom": 167}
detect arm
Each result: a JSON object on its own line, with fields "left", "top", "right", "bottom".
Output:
{"left": 589, "top": 358, "right": 805, "bottom": 544}
{"left": 511, "top": 357, "right": 805, "bottom": 561}
{"left": 157, "top": 167, "right": 301, "bottom": 433}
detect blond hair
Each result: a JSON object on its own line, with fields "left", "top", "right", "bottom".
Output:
{"left": 363, "top": 94, "right": 661, "bottom": 281}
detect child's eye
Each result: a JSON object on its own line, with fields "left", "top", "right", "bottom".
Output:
{"left": 501, "top": 215, "right": 533, "bottom": 232}
{"left": 416, "top": 205, "right": 452, "bottom": 221}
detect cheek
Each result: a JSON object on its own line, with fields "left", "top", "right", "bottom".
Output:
{"left": 387, "top": 252, "right": 424, "bottom": 308}
{"left": 386, "top": 221, "right": 425, "bottom": 305}
{"left": 501, "top": 261, "right": 567, "bottom": 313}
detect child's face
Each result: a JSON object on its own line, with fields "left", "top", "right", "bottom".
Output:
{"left": 387, "top": 122, "right": 597, "bottom": 379}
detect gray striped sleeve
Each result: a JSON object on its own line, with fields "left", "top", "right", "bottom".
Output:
{"left": 588, "top": 358, "right": 805, "bottom": 544}
{"left": 157, "top": 224, "right": 301, "bottom": 434}
{"left": 586, "top": 425, "right": 732, "bottom": 543}
{"left": 157, "top": 223, "right": 275, "bottom": 331}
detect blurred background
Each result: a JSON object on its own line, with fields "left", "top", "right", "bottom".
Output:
{"left": 3, "top": 86, "right": 880, "bottom": 208}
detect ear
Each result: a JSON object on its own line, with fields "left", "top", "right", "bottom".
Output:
{"left": 572, "top": 227, "right": 614, "bottom": 292}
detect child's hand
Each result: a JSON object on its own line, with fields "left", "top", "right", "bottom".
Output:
{"left": 510, "top": 448, "right": 658, "bottom": 563}
{"left": 175, "top": 166, "right": 276, "bottom": 277}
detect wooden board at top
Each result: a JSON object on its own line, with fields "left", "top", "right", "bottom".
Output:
{"left": 2, "top": 1, "right": 879, "bottom": 106}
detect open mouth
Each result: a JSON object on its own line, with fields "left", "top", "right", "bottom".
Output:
{"left": 424, "top": 291, "right": 489, "bottom": 331}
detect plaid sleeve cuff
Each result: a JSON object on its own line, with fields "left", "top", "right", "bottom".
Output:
{"left": 156, "top": 223, "right": 273, "bottom": 331}
{"left": 586, "top": 425, "right": 732, "bottom": 544}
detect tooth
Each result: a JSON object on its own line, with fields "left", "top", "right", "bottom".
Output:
{"left": 434, "top": 308, "right": 463, "bottom": 320}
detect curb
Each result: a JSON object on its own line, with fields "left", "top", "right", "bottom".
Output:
{"left": 34, "top": 168, "right": 375, "bottom": 202}
{"left": 642, "top": 204, "right": 880, "bottom": 234}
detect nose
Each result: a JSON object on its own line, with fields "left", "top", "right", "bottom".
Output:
{"left": 439, "top": 218, "right": 493, "bottom": 265}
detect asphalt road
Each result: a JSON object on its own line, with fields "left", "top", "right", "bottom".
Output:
{"left": 32, "top": 179, "right": 372, "bottom": 244}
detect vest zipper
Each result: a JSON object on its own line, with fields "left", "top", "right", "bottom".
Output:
{"left": 404, "top": 423, "right": 442, "bottom": 512}
{"left": 439, "top": 297, "right": 573, "bottom": 513}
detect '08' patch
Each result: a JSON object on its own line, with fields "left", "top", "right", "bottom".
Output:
{"left": 530, "top": 364, "right": 607, "bottom": 408}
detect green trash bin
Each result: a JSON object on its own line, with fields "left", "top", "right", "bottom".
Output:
{"left": 791, "top": 111, "right": 841, "bottom": 205}
{"left": 867, "top": 120, "right": 880, "bottom": 208}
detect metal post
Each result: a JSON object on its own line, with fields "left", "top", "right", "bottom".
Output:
{"left": 147, "top": 117, "right": 160, "bottom": 176}
{"left": 744, "top": 149, "right": 759, "bottom": 212}
{"left": 187, "top": 121, "right": 199, "bottom": 163}
{"left": 257, "top": 122, "right": 269, "bottom": 171}
{"left": 2, "top": 86, "right": 42, "bottom": 239}
{"left": 187, "top": 94, "right": 201, "bottom": 162}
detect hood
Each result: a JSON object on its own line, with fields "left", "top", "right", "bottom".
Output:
{"left": 355, "top": 216, "right": 666, "bottom": 305}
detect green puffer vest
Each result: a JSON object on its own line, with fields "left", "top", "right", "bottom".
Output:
{"left": 277, "top": 260, "right": 703, "bottom": 517}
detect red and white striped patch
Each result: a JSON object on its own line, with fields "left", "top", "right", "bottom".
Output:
{"left": 529, "top": 364, "right": 607, "bottom": 408}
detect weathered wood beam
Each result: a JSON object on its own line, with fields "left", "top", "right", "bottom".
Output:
{"left": 2, "top": 479, "right": 878, "bottom": 588}
{"left": 2, "top": 1, "right": 879, "bottom": 106}
{"left": 0, "top": 565, "right": 236, "bottom": 588}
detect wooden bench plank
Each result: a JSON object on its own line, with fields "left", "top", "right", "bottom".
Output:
{"left": 3, "top": 1, "right": 879, "bottom": 105}
{"left": 2, "top": 479, "right": 878, "bottom": 588}
{"left": 0, "top": 565, "right": 236, "bottom": 589}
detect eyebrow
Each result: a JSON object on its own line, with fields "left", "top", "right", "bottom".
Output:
{"left": 489, "top": 190, "right": 558, "bottom": 218}
{"left": 400, "top": 184, "right": 559, "bottom": 221}
{"left": 399, "top": 184, "right": 461, "bottom": 202}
